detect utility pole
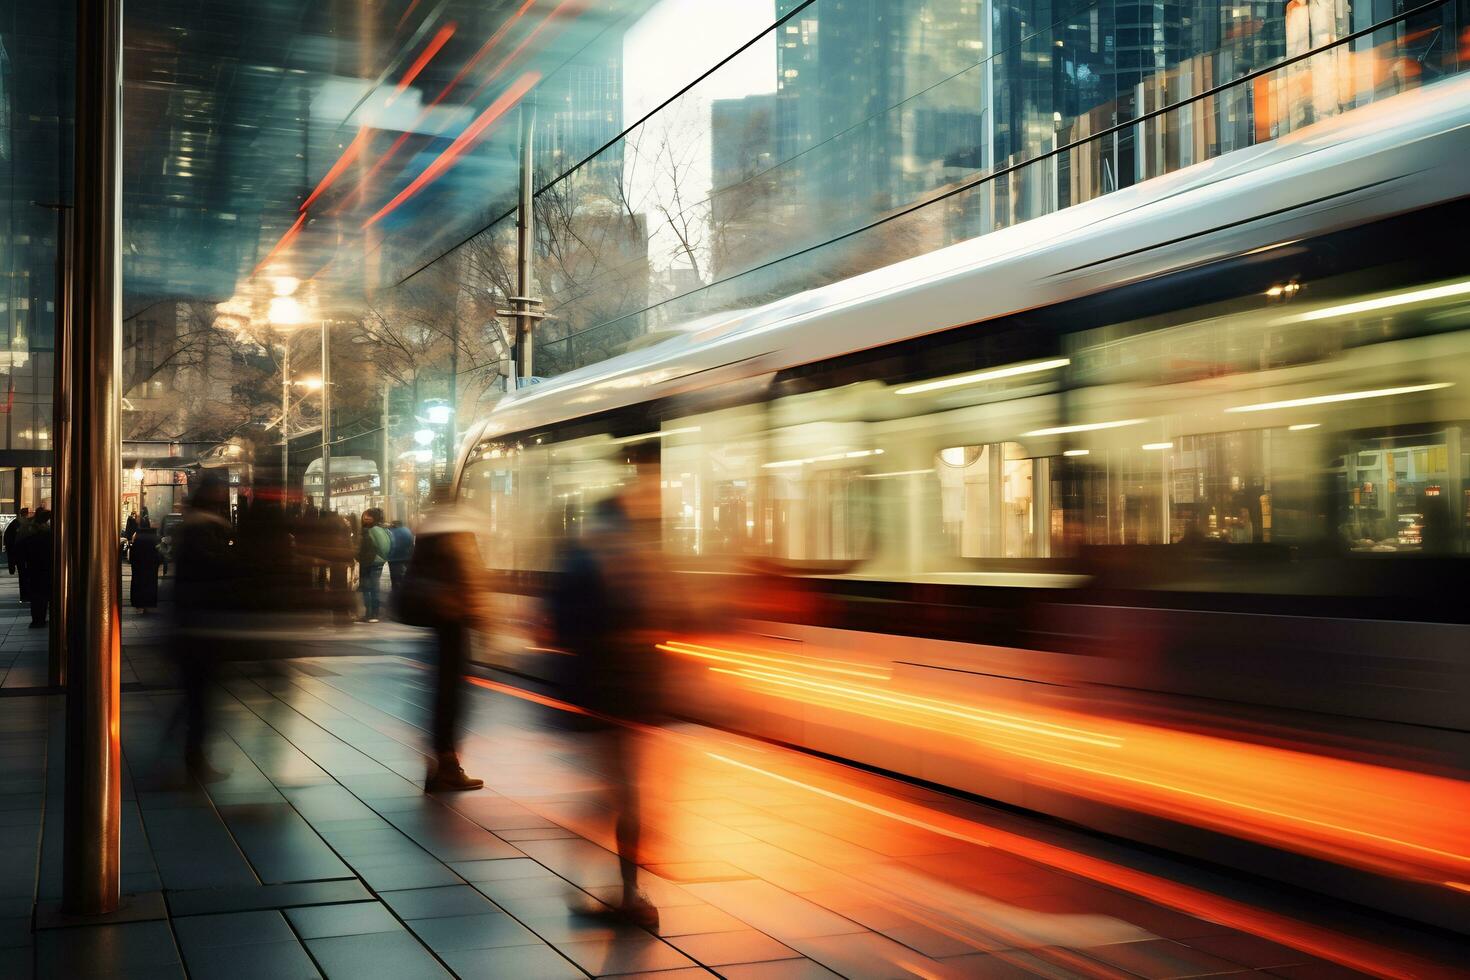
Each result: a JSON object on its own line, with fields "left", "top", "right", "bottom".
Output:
{"left": 320, "top": 320, "right": 332, "bottom": 512}
{"left": 280, "top": 338, "right": 290, "bottom": 507}
{"left": 63, "top": 0, "right": 123, "bottom": 915}
{"left": 511, "top": 100, "right": 543, "bottom": 384}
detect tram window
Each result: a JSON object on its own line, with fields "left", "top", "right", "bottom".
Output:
{"left": 1338, "top": 432, "right": 1458, "bottom": 553}
{"left": 936, "top": 443, "right": 1039, "bottom": 558}
{"left": 659, "top": 406, "right": 765, "bottom": 560}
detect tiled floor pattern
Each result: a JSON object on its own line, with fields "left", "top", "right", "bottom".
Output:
{"left": 0, "top": 570, "right": 1462, "bottom": 979}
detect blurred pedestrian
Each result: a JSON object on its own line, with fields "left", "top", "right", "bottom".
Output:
{"left": 357, "top": 507, "right": 391, "bottom": 623}
{"left": 172, "top": 474, "right": 235, "bottom": 780}
{"left": 550, "top": 445, "right": 671, "bottom": 929}
{"left": 130, "top": 516, "right": 162, "bottom": 613}
{"left": 386, "top": 518, "right": 414, "bottom": 606}
{"left": 123, "top": 508, "right": 138, "bottom": 562}
{"left": 323, "top": 511, "right": 356, "bottom": 625}
{"left": 12, "top": 507, "right": 36, "bottom": 604}
{"left": 398, "top": 485, "right": 491, "bottom": 792}
{"left": 20, "top": 509, "right": 53, "bottom": 628}
{"left": 5, "top": 507, "right": 29, "bottom": 580}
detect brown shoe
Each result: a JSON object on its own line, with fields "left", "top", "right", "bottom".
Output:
{"left": 425, "top": 754, "right": 484, "bottom": 793}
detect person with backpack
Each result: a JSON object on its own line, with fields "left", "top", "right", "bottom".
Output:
{"left": 396, "top": 484, "right": 492, "bottom": 792}
{"left": 357, "top": 507, "right": 392, "bottom": 623}
{"left": 548, "top": 443, "right": 673, "bottom": 929}
{"left": 386, "top": 518, "right": 415, "bottom": 607}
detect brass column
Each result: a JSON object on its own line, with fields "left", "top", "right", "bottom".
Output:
{"left": 47, "top": 205, "right": 72, "bottom": 688}
{"left": 62, "top": 0, "right": 123, "bottom": 914}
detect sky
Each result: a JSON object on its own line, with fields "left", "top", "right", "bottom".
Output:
{"left": 622, "top": 0, "right": 778, "bottom": 288}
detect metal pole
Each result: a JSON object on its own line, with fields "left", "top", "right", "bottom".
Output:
{"left": 447, "top": 317, "right": 458, "bottom": 479}
{"left": 280, "top": 340, "right": 290, "bottom": 508}
{"left": 380, "top": 382, "right": 392, "bottom": 521}
{"left": 48, "top": 205, "right": 73, "bottom": 688}
{"left": 320, "top": 321, "right": 331, "bottom": 512}
{"left": 63, "top": 0, "right": 122, "bottom": 915}
{"left": 515, "top": 101, "right": 536, "bottom": 382}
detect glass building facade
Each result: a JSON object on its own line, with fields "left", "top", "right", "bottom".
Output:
{"left": 0, "top": 1, "right": 71, "bottom": 512}
{"left": 1, "top": 0, "right": 1464, "bottom": 517}
{"left": 389, "top": 0, "right": 1464, "bottom": 381}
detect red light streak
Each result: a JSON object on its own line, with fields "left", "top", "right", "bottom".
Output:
{"left": 335, "top": 0, "right": 543, "bottom": 212}
{"left": 299, "top": 126, "right": 375, "bottom": 214}
{"left": 395, "top": 0, "right": 423, "bottom": 31}
{"left": 461, "top": 0, "right": 581, "bottom": 108}
{"left": 252, "top": 212, "right": 308, "bottom": 276}
{"left": 362, "top": 71, "right": 539, "bottom": 228}
{"left": 390, "top": 22, "right": 457, "bottom": 102}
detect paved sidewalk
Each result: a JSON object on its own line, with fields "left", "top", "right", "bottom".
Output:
{"left": 0, "top": 570, "right": 1462, "bottom": 979}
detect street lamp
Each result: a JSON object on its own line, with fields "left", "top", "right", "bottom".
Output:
{"left": 269, "top": 291, "right": 313, "bottom": 509}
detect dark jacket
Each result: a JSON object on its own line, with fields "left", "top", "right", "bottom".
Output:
{"left": 550, "top": 498, "right": 668, "bottom": 723}
{"left": 387, "top": 525, "right": 415, "bottom": 563}
{"left": 130, "top": 528, "right": 162, "bottom": 608}
{"left": 20, "top": 524, "right": 53, "bottom": 598}
{"left": 3, "top": 517, "right": 19, "bottom": 568}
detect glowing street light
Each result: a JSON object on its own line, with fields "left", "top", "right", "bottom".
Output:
{"left": 268, "top": 295, "right": 306, "bottom": 326}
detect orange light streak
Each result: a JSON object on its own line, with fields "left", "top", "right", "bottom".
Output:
{"left": 707, "top": 752, "right": 1451, "bottom": 980}
{"left": 686, "top": 634, "right": 1470, "bottom": 883}
{"left": 362, "top": 71, "right": 539, "bottom": 227}
{"left": 424, "top": 656, "right": 1457, "bottom": 978}
{"left": 251, "top": 212, "right": 308, "bottom": 276}
{"left": 659, "top": 639, "right": 891, "bottom": 680}
{"left": 337, "top": 0, "right": 540, "bottom": 212}
{"left": 390, "top": 22, "right": 457, "bottom": 102}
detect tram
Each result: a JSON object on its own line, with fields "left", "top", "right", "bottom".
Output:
{"left": 455, "top": 76, "right": 1470, "bottom": 930}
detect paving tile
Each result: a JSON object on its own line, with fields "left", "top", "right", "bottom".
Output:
{"left": 407, "top": 910, "right": 544, "bottom": 951}
{"left": 683, "top": 881, "right": 863, "bottom": 942}
{"left": 935, "top": 951, "right": 1061, "bottom": 978}
{"left": 380, "top": 884, "right": 498, "bottom": 919}
{"left": 173, "top": 910, "right": 296, "bottom": 949}
{"left": 716, "top": 961, "right": 842, "bottom": 980}
{"left": 1082, "top": 938, "right": 1247, "bottom": 978}
{"left": 670, "top": 929, "right": 801, "bottom": 966}
{"left": 1183, "top": 934, "right": 1313, "bottom": 969}
{"left": 788, "top": 930, "right": 950, "bottom": 978}
{"left": 357, "top": 861, "right": 464, "bottom": 891}
{"left": 167, "top": 879, "right": 373, "bottom": 916}
{"left": 450, "top": 857, "right": 551, "bottom": 882}
{"left": 217, "top": 804, "right": 353, "bottom": 884}
{"left": 651, "top": 903, "right": 750, "bottom": 937}
{"left": 33, "top": 920, "right": 181, "bottom": 976}
{"left": 557, "top": 935, "right": 698, "bottom": 975}
{"left": 648, "top": 862, "right": 755, "bottom": 883}
{"left": 440, "top": 943, "right": 584, "bottom": 979}
{"left": 183, "top": 938, "right": 322, "bottom": 979}
{"left": 499, "top": 826, "right": 579, "bottom": 841}
{"left": 307, "top": 929, "right": 452, "bottom": 978}
{"left": 286, "top": 902, "right": 400, "bottom": 939}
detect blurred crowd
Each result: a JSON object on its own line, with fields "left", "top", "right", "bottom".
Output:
{"left": 96, "top": 444, "right": 674, "bottom": 928}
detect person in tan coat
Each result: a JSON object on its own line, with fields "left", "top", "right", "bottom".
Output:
{"left": 400, "top": 484, "right": 495, "bottom": 792}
